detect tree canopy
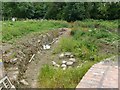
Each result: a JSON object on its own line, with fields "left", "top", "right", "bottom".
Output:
{"left": 2, "top": 2, "right": 119, "bottom": 21}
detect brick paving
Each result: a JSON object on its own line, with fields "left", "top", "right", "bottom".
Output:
{"left": 76, "top": 56, "right": 118, "bottom": 88}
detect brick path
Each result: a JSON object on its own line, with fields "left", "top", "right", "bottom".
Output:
{"left": 76, "top": 56, "right": 119, "bottom": 88}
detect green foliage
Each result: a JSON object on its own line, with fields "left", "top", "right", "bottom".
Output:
{"left": 73, "top": 19, "right": 118, "bottom": 30}
{"left": 54, "top": 36, "right": 97, "bottom": 60}
{"left": 61, "top": 3, "right": 86, "bottom": 21}
{"left": 2, "top": 20, "right": 69, "bottom": 42}
{"left": 54, "top": 37, "right": 78, "bottom": 53}
{"left": 48, "top": 20, "right": 119, "bottom": 88}
{"left": 38, "top": 61, "right": 94, "bottom": 88}
{"left": 3, "top": 2, "right": 119, "bottom": 21}
{"left": 55, "top": 20, "right": 119, "bottom": 61}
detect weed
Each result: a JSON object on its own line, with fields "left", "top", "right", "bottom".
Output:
{"left": 2, "top": 20, "right": 69, "bottom": 42}
{"left": 38, "top": 61, "right": 94, "bottom": 88}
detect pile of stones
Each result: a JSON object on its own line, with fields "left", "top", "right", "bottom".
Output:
{"left": 52, "top": 52, "right": 76, "bottom": 70}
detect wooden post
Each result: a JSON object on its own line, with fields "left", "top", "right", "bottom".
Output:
{"left": 0, "top": 59, "right": 5, "bottom": 79}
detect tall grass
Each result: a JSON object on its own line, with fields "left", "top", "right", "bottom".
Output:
{"left": 38, "top": 61, "right": 95, "bottom": 88}
{"left": 3, "top": 19, "right": 119, "bottom": 88}
{"left": 2, "top": 20, "right": 69, "bottom": 42}
{"left": 73, "top": 19, "right": 118, "bottom": 30}
{"left": 54, "top": 20, "right": 119, "bottom": 59}
{"left": 37, "top": 20, "right": 119, "bottom": 88}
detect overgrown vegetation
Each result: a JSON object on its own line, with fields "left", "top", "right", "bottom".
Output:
{"left": 38, "top": 61, "right": 95, "bottom": 88}
{"left": 54, "top": 20, "right": 119, "bottom": 60}
{"left": 2, "top": 20, "right": 69, "bottom": 42}
{"left": 3, "top": 2, "right": 119, "bottom": 21}
{"left": 38, "top": 20, "right": 119, "bottom": 88}
{"left": 2, "top": 2, "right": 119, "bottom": 88}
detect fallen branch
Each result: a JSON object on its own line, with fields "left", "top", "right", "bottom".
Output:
{"left": 49, "top": 38, "right": 59, "bottom": 45}
{"left": 29, "top": 54, "right": 35, "bottom": 63}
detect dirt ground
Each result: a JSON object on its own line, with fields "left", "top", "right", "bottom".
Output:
{"left": 2, "top": 28, "right": 71, "bottom": 88}
{"left": 24, "top": 28, "right": 71, "bottom": 88}
{"left": 1, "top": 27, "right": 118, "bottom": 88}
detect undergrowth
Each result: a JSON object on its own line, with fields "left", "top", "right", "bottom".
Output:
{"left": 38, "top": 20, "right": 119, "bottom": 88}
{"left": 38, "top": 61, "right": 94, "bottom": 88}
{"left": 2, "top": 20, "right": 69, "bottom": 43}
{"left": 54, "top": 20, "right": 119, "bottom": 60}
{"left": 3, "top": 19, "right": 119, "bottom": 88}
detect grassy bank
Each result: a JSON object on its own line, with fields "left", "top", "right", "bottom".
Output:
{"left": 38, "top": 61, "right": 95, "bottom": 88}
{"left": 2, "top": 20, "right": 69, "bottom": 43}
{"left": 54, "top": 19, "right": 119, "bottom": 60}
{"left": 38, "top": 20, "right": 119, "bottom": 88}
{"left": 2, "top": 19, "right": 119, "bottom": 88}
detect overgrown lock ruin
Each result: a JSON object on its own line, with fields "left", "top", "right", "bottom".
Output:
{"left": 2, "top": 28, "right": 66, "bottom": 87}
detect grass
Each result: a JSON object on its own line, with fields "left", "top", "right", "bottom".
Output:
{"left": 2, "top": 19, "right": 119, "bottom": 88}
{"left": 38, "top": 19, "right": 119, "bottom": 88}
{"left": 54, "top": 19, "right": 119, "bottom": 60}
{"left": 2, "top": 20, "right": 69, "bottom": 43}
{"left": 73, "top": 19, "right": 118, "bottom": 30}
{"left": 54, "top": 37, "right": 97, "bottom": 61}
{"left": 38, "top": 61, "right": 95, "bottom": 88}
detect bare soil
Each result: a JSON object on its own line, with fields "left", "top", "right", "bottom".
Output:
{"left": 24, "top": 28, "right": 71, "bottom": 88}
{"left": 2, "top": 28, "right": 71, "bottom": 88}
{"left": 1, "top": 27, "right": 118, "bottom": 88}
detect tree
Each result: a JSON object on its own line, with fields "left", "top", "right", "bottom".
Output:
{"left": 90, "top": 3, "right": 100, "bottom": 19}
{"left": 15, "top": 2, "right": 35, "bottom": 19}
{"left": 84, "top": 2, "right": 92, "bottom": 19}
{"left": 62, "top": 2, "right": 86, "bottom": 21}
{"left": 3, "top": 2, "right": 17, "bottom": 19}
{"left": 2, "top": 2, "right": 119, "bottom": 21}
{"left": 107, "top": 2, "right": 120, "bottom": 20}
{"left": 44, "top": 2, "right": 65, "bottom": 20}
{"left": 33, "top": 2, "right": 48, "bottom": 19}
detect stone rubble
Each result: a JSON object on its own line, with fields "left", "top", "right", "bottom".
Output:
{"left": 20, "top": 79, "right": 29, "bottom": 86}
{"left": 52, "top": 61, "right": 60, "bottom": 67}
{"left": 59, "top": 53, "right": 64, "bottom": 59}
{"left": 52, "top": 52, "right": 77, "bottom": 70}
{"left": 69, "top": 58, "right": 76, "bottom": 62}
{"left": 43, "top": 44, "right": 51, "bottom": 50}
{"left": 64, "top": 52, "right": 72, "bottom": 57}
{"left": 2, "top": 29, "right": 64, "bottom": 86}
{"left": 70, "top": 55, "right": 74, "bottom": 58}
{"left": 66, "top": 61, "right": 74, "bottom": 66}
{"left": 62, "top": 60, "right": 67, "bottom": 64}
{"left": 61, "top": 64, "right": 67, "bottom": 68}
{"left": 10, "top": 58, "right": 18, "bottom": 63}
